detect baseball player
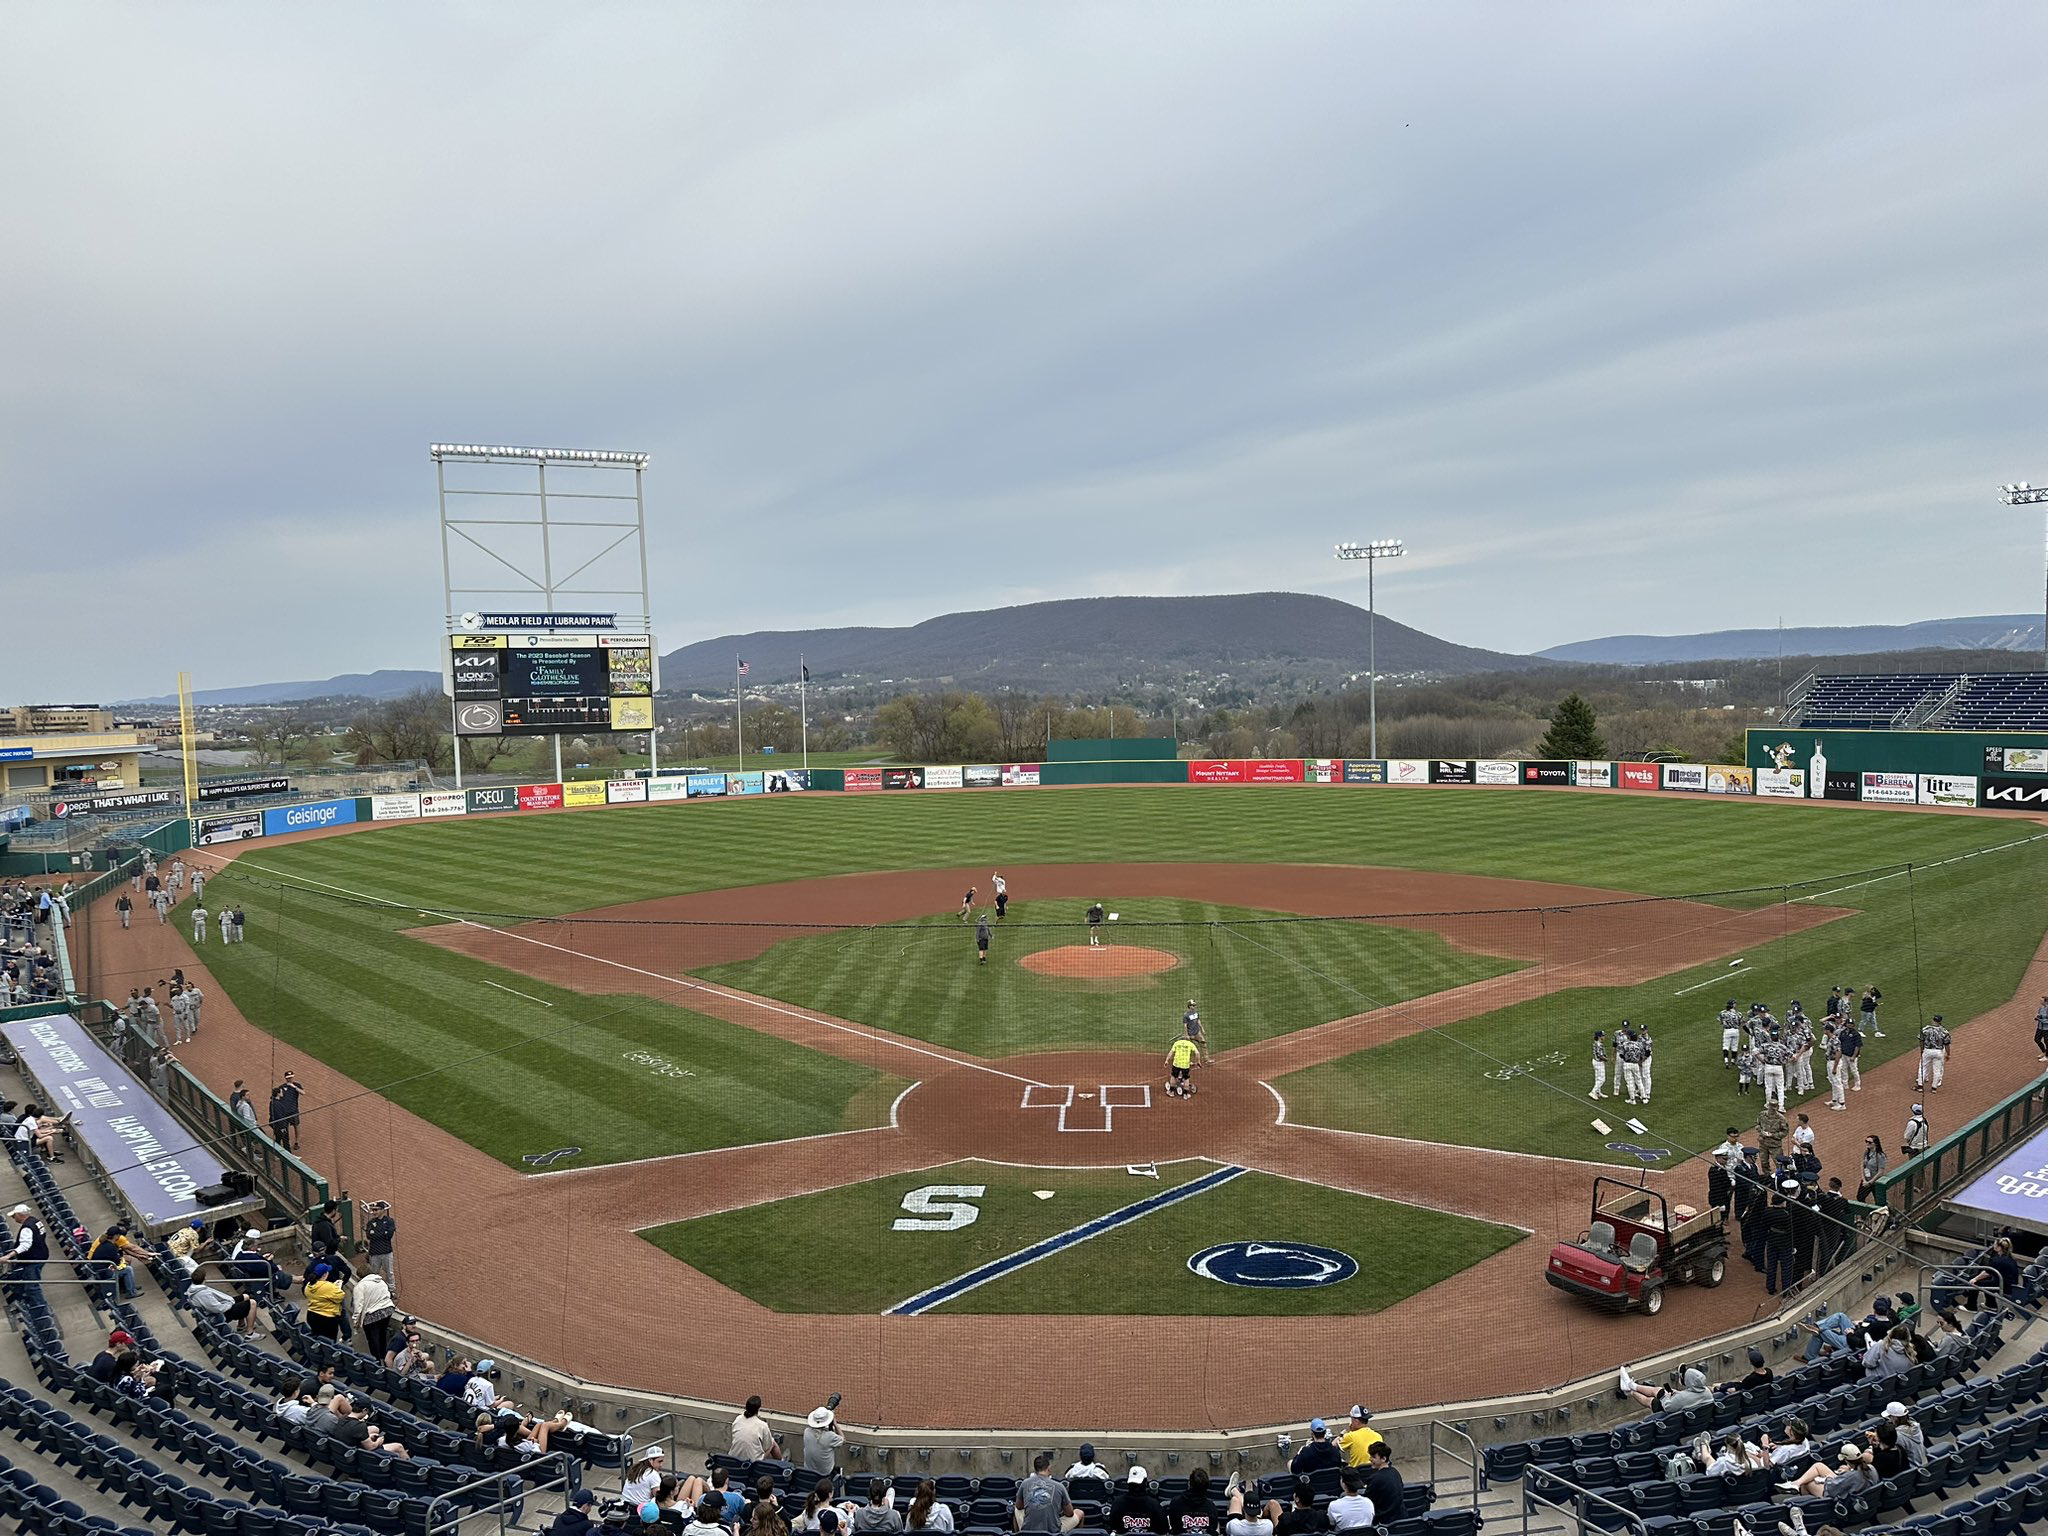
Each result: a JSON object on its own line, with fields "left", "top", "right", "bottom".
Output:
{"left": 1917, "top": 1014, "right": 1952, "bottom": 1092}
{"left": 1824, "top": 1019, "right": 1848, "bottom": 1111}
{"left": 1719, "top": 1000, "right": 1743, "bottom": 1067}
{"left": 1590, "top": 1029, "right": 1607, "bottom": 1100}
{"left": 959, "top": 886, "right": 977, "bottom": 922}
{"left": 992, "top": 873, "right": 1008, "bottom": 920}
{"left": 1786, "top": 1006, "right": 1815, "bottom": 1094}
{"left": 1639, "top": 1026, "right": 1655, "bottom": 1100}
{"left": 1756, "top": 1029, "right": 1791, "bottom": 1111}
{"left": 1086, "top": 901, "right": 1105, "bottom": 946}
{"left": 1182, "top": 1000, "right": 1210, "bottom": 1064}
{"left": 1616, "top": 1025, "right": 1649, "bottom": 1106}
{"left": 1165, "top": 1035, "right": 1201, "bottom": 1098}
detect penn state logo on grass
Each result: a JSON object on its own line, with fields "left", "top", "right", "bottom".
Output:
{"left": 1188, "top": 1241, "right": 1358, "bottom": 1289}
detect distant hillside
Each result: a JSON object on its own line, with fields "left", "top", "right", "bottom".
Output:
{"left": 1539, "top": 614, "right": 2045, "bottom": 666}
{"left": 657, "top": 592, "right": 1540, "bottom": 693}
{"left": 119, "top": 669, "right": 440, "bottom": 709}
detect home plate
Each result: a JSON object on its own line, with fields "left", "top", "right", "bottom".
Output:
{"left": 1033, "top": 1190, "right": 1056, "bottom": 1200}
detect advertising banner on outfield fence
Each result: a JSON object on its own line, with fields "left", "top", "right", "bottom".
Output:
{"left": 370, "top": 793, "right": 421, "bottom": 820}
{"left": 1706, "top": 766, "right": 1753, "bottom": 796}
{"left": 726, "top": 772, "right": 765, "bottom": 796}
{"left": 194, "top": 811, "right": 264, "bottom": 846}
{"left": 517, "top": 783, "right": 564, "bottom": 811}
{"left": 646, "top": 777, "right": 688, "bottom": 801}
{"left": 923, "top": 765, "right": 965, "bottom": 789}
{"left": 50, "top": 789, "right": 178, "bottom": 818}
{"left": 1573, "top": 761, "right": 1614, "bottom": 788}
{"left": 560, "top": 780, "right": 607, "bottom": 807}
{"left": 1188, "top": 760, "right": 1244, "bottom": 784}
{"left": 1860, "top": 772, "right": 1916, "bottom": 804}
{"left": 1343, "top": 760, "right": 1387, "bottom": 783}
{"left": 1757, "top": 769, "right": 1806, "bottom": 799}
{"left": 1387, "top": 758, "right": 1430, "bottom": 784}
{"left": 1475, "top": 760, "right": 1519, "bottom": 785}
{"left": 1000, "top": 763, "right": 1040, "bottom": 786}
{"left": 1661, "top": 763, "right": 1707, "bottom": 792}
{"left": 1982, "top": 775, "right": 2048, "bottom": 811}
{"left": 0, "top": 1013, "right": 240, "bottom": 1231}
{"left": 1429, "top": 760, "right": 1474, "bottom": 785}
{"left": 1246, "top": 759, "right": 1305, "bottom": 783}
{"left": 1306, "top": 759, "right": 1339, "bottom": 784}
{"left": 466, "top": 786, "right": 519, "bottom": 813}
{"left": 1520, "top": 761, "right": 1571, "bottom": 786}
{"left": 1824, "top": 771, "right": 1861, "bottom": 802}
{"left": 196, "top": 776, "right": 291, "bottom": 803}
{"left": 1985, "top": 747, "right": 2048, "bottom": 774}
{"left": 883, "top": 767, "right": 924, "bottom": 790}
{"left": 263, "top": 797, "right": 356, "bottom": 836}
{"left": 764, "top": 769, "right": 807, "bottom": 792}
{"left": 605, "top": 778, "right": 648, "bottom": 804}
{"left": 845, "top": 767, "right": 885, "bottom": 792}
{"left": 1919, "top": 774, "right": 1979, "bottom": 808}
{"left": 1618, "top": 762, "right": 1659, "bottom": 791}
{"left": 684, "top": 773, "right": 727, "bottom": 798}
{"left": 418, "top": 790, "right": 467, "bottom": 818}
{"left": 964, "top": 765, "right": 1002, "bottom": 788}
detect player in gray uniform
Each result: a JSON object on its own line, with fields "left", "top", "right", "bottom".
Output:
{"left": 1590, "top": 1030, "right": 1607, "bottom": 1100}
{"left": 1916, "top": 1015, "right": 1952, "bottom": 1092}
{"left": 1719, "top": 1001, "right": 1743, "bottom": 1067}
{"left": 1617, "top": 1025, "right": 1650, "bottom": 1105}
{"left": 1756, "top": 1031, "right": 1791, "bottom": 1111}
{"left": 1786, "top": 1007, "right": 1816, "bottom": 1094}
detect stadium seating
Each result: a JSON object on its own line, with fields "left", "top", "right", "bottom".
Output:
{"left": 1941, "top": 674, "right": 2048, "bottom": 731}
{"left": 1788, "top": 670, "right": 2048, "bottom": 731}
{"left": 1791, "top": 674, "right": 1961, "bottom": 729}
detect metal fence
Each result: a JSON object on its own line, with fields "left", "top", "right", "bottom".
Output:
{"left": 1871, "top": 1073, "right": 2048, "bottom": 1218}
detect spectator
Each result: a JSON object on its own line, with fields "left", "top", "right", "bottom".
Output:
{"left": 271, "top": 1379, "right": 317, "bottom": 1426}
{"left": 1618, "top": 1364, "right": 1712, "bottom": 1413}
{"left": 625, "top": 1449, "right": 669, "bottom": 1507}
{"left": 1867, "top": 1423, "right": 1907, "bottom": 1479}
{"left": 753, "top": 1483, "right": 796, "bottom": 1536}
{"left": 1220, "top": 1481, "right": 1278, "bottom": 1536}
{"left": 353, "top": 1267, "right": 397, "bottom": 1359}
{"left": 552, "top": 1490, "right": 603, "bottom": 1536}
{"left": 730, "top": 1395, "right": 783, "bottom": 1462}
{"left": 1778, "top": 1443, "right": 1875, "bottom": 1499}
{"left": 1867, "top": 1327, "right": 1914, "bottom": 1381}
{"left": 686, "top": 1495, "right": 731, "bottom": 1536}
{"left": 1879, "top": 1402, "right": 1928, "bottom": 1467}
{"left": 1723, "top": 1346, "right": 1773, "bottom": 1395}
{"left": 1324, "top": 1470, "right": 1374, "bottom": 1534}
{"left": 711, "top": 1468, "right": 746, "bottom": 1526}
{"left": 1358, "top": 1443, "right": 1402, "bottom": 1520}
{"left": 1167, "top": 1468, "right": 1215, "bottom": 1536}
{"left": 1931, "top": 1311, "right": 1970, "bottom": 1359}
{"left": 388, "top": 1324, "right": 431, "bottom": 1377}
{"left": 310, "top": 1200, "right": 342, "bottom": 1256}
{"left": 1336, "top": 1407, "right": 1380, "bottom": 1467}
{"left": 1109, "top": 1469, "right": 1162, "bottom": 1535}
{"left": 804, "top": 1405, "right": 845, "bottom": 1481}
{"left": 906, "top": 1480, "right": 953, "bottom": 1534}
{"left": 466, "top": 1360, "right": 505, "bottom": 1413}
{"left": 1288, "top": 1420, "right": 1340, "bottom": 1476}
{"left": 435, "top": 1357, "right": 475, "bottom": 1399}
{"left": 1857, "top": 1136, "right": 1887, "bottom": 1202}
{"left": 793, "top": 1488, "right": 836, "bottom": 1535}
{"left": 855, "top": 1478, "right": 904, "bottom": 1535}
{"left": 1064, "top": 1444, "right": 1113, "bottom": 1483}
{"left": 1273, "top": 1479, "right": 1325, "bottom": 1536}
{"left": 1017, "top": 1452, "right": 1078, "bottom": 1533}
{"left": 1800, "top": 1309, "right": 1853, "bottom": 1362}
{"left": 229, "top": 1082, "right": 260, "bottom": 1129}
{"left": 1764, "top": 1419, "right": 1812, "bottom": 1467}
{"left": 302, "top": 1264, "right": 346, "bottom": 1340}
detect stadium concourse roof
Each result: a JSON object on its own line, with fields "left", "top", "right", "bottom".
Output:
{"left": 1947, "top": 1121, "right": 2048, "bottom": 1238}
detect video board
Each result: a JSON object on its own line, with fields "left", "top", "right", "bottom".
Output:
{"left": 449, "top": 634, "right": 656, "bottom": 736}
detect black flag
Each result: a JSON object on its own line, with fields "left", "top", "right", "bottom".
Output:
{"left": 801, "top": 663, "right": 810, "bottom": 683}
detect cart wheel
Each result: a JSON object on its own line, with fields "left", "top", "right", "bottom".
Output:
{"left": 1700, "top": 1255, "right": 1726, "bottom": 1288}
{"left": 1641, "top": 1283, "right": 1664, "bottom": 1315}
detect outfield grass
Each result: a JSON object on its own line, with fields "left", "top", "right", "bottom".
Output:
{"left": 1278, "top": 833, "right": 2048, "bottom": 1162}
{"left": 175, "top": 878, "right": 907, "bottom": 1171}
{"left": 692, "top": 898, "right": 1521, "bottom": 1054}
{"left": 642, "top": 1158, "right": 1521, "bottom": 1315}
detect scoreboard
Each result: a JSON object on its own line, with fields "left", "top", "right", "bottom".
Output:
{"left": 449, "top": 634, "right": 656, "bottom": 736}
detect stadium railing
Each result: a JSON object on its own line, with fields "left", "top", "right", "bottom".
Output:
{"left": 1872, "top": 1074, "right": 2048, "bottom": 1219}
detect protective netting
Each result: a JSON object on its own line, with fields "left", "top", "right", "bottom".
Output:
{"left": 55, "top": 831, "right": 2048, "bottom": 1432}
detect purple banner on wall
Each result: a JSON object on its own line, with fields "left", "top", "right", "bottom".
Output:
{"left": 0, "top": 1013, "right": 230, "bottom": 1230}
{"left": 1946, "top": 1121, "right": 2048, "bottom": 1233}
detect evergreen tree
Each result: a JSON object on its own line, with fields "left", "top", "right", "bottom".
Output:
{"left": 1537, "top": 692, "right": 1606, "bottom": 759}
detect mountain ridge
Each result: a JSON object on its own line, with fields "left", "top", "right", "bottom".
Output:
{"left": 1540, "top": 614, "right": 2046, "bottom": 666}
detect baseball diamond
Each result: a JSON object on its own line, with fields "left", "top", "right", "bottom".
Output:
{"left": 84, "top": 782, "right": 2048, "bottom": 1431}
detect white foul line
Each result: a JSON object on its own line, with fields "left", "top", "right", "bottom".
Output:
{"left": 234, "top": 859, "right": 1047, "bottom": 1089}
{"left": 479, "top": 977, "right": 555, "bottom": 1007}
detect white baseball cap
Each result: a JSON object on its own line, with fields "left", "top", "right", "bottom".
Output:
{"left": 1127, "top": 1467, "right": 1147, "bottom": 1485}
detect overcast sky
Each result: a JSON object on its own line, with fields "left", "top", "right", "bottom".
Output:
{"left": 6, "top": 3, "right": 2046, "bottom": 701}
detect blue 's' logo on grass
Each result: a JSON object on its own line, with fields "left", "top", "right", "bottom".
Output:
{"left": 1188, "top": 1241, "right": 1358, "bottom": 1289}
{"left": 1605, "top": 1142, "right": 1672, "bottom": 1164}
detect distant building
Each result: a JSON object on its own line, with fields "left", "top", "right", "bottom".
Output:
{"left": 2, "top": 704, "right": 114, "bottom": 734}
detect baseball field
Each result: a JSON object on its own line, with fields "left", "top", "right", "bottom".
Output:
{"left": 150, "top": 784, "right": 2048, "bottom": 1340}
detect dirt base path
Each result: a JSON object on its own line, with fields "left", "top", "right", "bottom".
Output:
{"left": 82, "top": 843, "right": 2046, "bottom": 1431}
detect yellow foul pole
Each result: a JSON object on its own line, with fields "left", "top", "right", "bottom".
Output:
{"left": 177, "top": 671, "right": 197, "bottom": 815}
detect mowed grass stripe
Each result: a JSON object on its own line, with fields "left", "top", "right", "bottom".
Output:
{"left": 236, "top": 788, "right": 2029, "bottom": 920}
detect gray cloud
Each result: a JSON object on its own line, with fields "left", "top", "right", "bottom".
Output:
{"left": 4, "top": 2, "right": 2045, "bottom": 699}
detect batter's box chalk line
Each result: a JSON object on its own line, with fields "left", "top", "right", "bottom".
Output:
{"left": 1020, "top": 1082, "right": 1154, "bottom": 1132}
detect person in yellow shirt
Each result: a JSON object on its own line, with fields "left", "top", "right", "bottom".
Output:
{"left": 304, "top": 1263, "right": 347, "bottom": 1341}
{"left": 1166, "top": 1036, "right": 1201, "bottom": 1099}
{"left": 1339, "top": 1406, "right": 1382, "bottom": 1467}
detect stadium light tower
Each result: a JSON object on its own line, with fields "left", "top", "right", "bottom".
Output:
{"left": 1997, "top": 481, "right": 2048, "bottom": 671}
{"left": 1334, "top": 539, "right": 1405, "bottom": 758}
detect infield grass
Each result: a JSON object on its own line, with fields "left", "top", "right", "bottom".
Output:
{"left": 692, "top": 898, "right": 1521, "bottom": 1053}
{"left": 642, "top": 1158, "right": 1521, "bottom": 1315}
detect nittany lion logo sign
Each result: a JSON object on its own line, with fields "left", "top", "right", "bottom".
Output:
{"left": 1187, "top": 1241, "right": 1359, "bottom": 1289}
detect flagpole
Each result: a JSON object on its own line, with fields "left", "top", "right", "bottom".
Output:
{"left": 800, "top": 654, "right": 809, "bottom": 773}
{"left": 735, "top": 657, "right": 744, "bottom": 769}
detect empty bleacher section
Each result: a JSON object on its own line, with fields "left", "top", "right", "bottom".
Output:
{"left": 1787, "top": 671, "right": 2048, "bottom": 732}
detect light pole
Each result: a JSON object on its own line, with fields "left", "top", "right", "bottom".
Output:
{"left": 1998, "top": 482, "right": 2048, "bottom": 671}
{"left": 1334, "top": 539, "right": 1405, "bottom": 758}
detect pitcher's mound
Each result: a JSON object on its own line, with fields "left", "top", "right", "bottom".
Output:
{"left": 1020, "top": 944, "right": 1181, "bottom": 978}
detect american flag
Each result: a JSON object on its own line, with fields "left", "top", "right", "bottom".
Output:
{"left": 737, "top": 659, "right": 749, "bottom": 675}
